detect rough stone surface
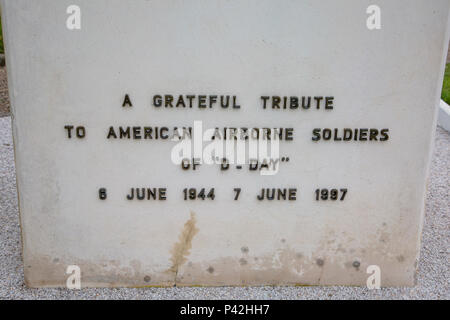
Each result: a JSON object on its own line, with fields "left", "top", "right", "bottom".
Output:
{"left": 1, "top": 116, "right": 448, "bottom": 299}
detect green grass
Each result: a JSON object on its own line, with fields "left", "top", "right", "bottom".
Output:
{"left": 442, "top": 64, "right": 450, "bottom": 105}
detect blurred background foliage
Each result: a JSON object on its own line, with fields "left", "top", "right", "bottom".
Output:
{"left": 442, "top": 64, "right": 450, "bottom": 105}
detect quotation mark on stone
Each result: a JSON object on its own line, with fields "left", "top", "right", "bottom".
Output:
{"left": 366, "top": 5, "right": 381, "bottom": 30}
{"left": 366, "top": 265, "right": 381, "bottom": 289}
{"left": 66, "top": 265, "right": 81, "bottom": 289}
{"left": 66, "top": 5, "right": 81, "bottom": 30}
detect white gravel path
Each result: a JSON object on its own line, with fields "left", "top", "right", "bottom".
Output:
{"left": 0, "top": 116, "right": 448, "bottom": 300}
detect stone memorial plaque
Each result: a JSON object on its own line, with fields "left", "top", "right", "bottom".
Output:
{"left": 2, "top": 0, "right": 449, "bottom": 287}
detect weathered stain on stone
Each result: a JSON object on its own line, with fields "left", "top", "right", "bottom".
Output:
{"left": 168, "top": 212, "right": 199, "bottom": 282}
{"left": 241, "top": 246, "right": 249, "bottom": 254}
{"left": 23, "top": 242, "right": 418, "bottom": 287}
{"left": 335, "top": 244, "right": 346, "bottom": 253}
{"left": 22, "top": 219, "right": 419, "bottom": 288}
{"left": 24, "top": 254, "right": 174, "bottom": 288}
{"left": 130, "top": 260, "right": 142, "bottom": 275}
{"left": 397, "top": 255, "right": 405, "bottom": 263}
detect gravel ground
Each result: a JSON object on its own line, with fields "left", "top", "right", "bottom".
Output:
{"left": 0, "top": 115, "right": 448, "bottom": 300}
{"left": 0, "top": 67, "right": 9, "bottom": 118}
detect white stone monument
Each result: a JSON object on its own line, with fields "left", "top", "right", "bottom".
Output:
{"left": 1, "top": 0, "right": 449, "bottom": 287}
